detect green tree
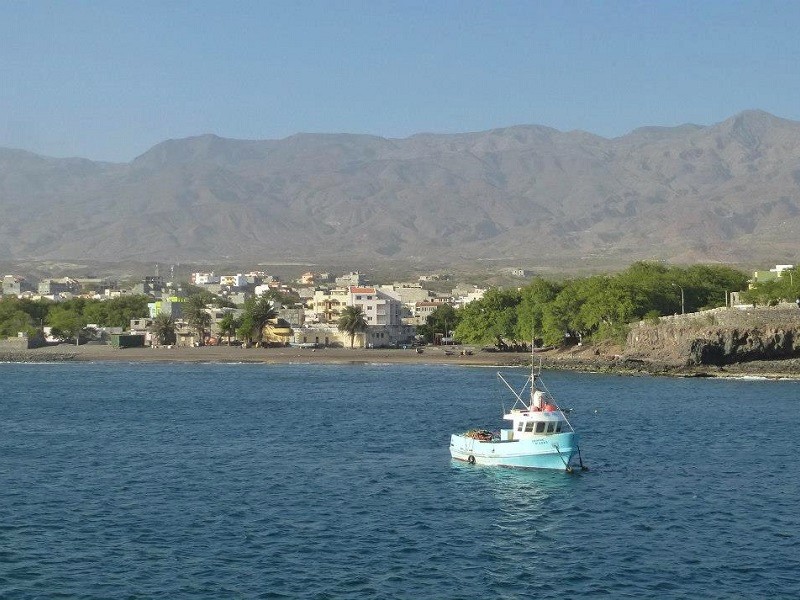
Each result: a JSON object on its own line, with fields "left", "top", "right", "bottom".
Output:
{"left": 615, "top": 262, "right": 676, "bottom": 316}
{"left": 218, "top": 312, "right": 241, "bottom": 345}
{"left": 152, "top": 313, "right": 176, "bottom": 346}
{"left": 576, "top": 278, "right": 643, "bottom": 343}
{"left": 681, "top": 265, "right": 750, "bottom": 310}
{"left": 180, "top": 285, "right": 236, "bottom": 308}
{"left": 337, "top": 305, "right": 368, "bottom": 348}
{"left": 454, "top": 288, "right": 521, "bottom": 347}
{"left": 47, "top": 306, "right": 85, "bottom": 342}
{"left": 515, "top": 278, "right": 561, "bottom": 343}
{"left": 417, "top": 304, "right": 460, "bottom": 343}
{"left": 540, "top": 280, "right": 587, "bottom": 345}
{"left": 183, "top": 295, "right": 212, "bottom": 346}
{"left": 0, "top": 297, "right": 38, "bottom": 338}
{"left": 259, "top": 289, "right": 302, "bottom": 308}
{"left": 81, "top": 295, "right": 149, "bottom": 328}
{"left": 241, "top": 295, "right": 278, "bottom": 346}
{"left": 237, "top": 314, "right": 255, "bottom": 345}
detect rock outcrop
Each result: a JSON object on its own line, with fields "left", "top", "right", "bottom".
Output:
{"left": 626, "top": 305, "right": 800, "bottom": 366}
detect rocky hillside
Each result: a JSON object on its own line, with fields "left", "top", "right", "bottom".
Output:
{"left": 2, "top": 109, "right": 800, "bottom": 267}
{"left": 626, "top": 305, "right": 800, "bottom": 366}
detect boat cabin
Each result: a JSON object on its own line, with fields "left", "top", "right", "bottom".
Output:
{"left": 499, "top": 390, "right": 571, "bottom": 441}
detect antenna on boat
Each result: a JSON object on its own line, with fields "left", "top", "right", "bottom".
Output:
{"left": 530, "top": 329, "right": 541, "bottom": 390}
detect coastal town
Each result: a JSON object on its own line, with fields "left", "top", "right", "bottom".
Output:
{"left": 1, "top": 267, "right": 491, "bottom": 350}
{"left": 2, "top": 262, "right": 799, "bottom": 376}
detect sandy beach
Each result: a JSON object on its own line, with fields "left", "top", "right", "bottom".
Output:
{"left": 5, "top": 342, "right": 800, "bottom": 378}
{"left": 4, "top": 343, "right": 533, "bottom": 367}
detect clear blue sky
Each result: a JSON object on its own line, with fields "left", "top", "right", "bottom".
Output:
{"left": 2, "top": 1, "right": 799, "bottom": 162}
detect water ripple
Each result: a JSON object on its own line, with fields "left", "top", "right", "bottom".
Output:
{"left": 1, "top": 364, "right": 799, "bottom": 598}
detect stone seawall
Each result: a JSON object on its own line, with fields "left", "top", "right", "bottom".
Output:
{"left": 0, "top": 336, "right": 33, "bottom": 351}
{"left": 626, "top": 304, "right": 800, "bottom": 366}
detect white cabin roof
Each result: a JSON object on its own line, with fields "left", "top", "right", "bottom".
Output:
{"left": 504, "top": 409, "right": 566, "bottom": 422}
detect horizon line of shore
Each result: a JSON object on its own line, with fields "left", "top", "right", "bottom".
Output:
{"left": 3, "top": 344, "right": 800, "bottom": 380}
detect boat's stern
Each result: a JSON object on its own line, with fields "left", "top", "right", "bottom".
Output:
{"left": 449, "top": 433, "right": 490, "bottom": 463}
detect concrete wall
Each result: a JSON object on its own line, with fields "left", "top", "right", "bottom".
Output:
{"left": 0, "top": 334, "right": 45, "bottom": 350}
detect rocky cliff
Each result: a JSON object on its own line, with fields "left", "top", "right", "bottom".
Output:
{"left": 626, "top": 305, "right": 800, "bottom": 366}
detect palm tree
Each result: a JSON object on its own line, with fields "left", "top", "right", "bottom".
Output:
{"left": 337, "top": 305, "right": 368, "bottom": 348}
{"left": 217, "top": 312, "right": 241, "bottom": 346}
{"left": 152, "top": 312, "right": 176, "bottom": 346}
{"left": 243, "top": 295, "right": 278, "bottom": 346}
{"left": 184, "top": 295, "right": 212, "bottom": 346}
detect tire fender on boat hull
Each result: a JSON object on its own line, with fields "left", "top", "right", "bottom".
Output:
{"left": 467, "top": 455, "right": 476, "bottom": 465}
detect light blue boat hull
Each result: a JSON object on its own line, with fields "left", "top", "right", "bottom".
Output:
{"left": 450, "top": 432, "right": 579, "bottom": 471}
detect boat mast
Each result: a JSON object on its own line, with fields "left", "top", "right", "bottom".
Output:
{"left": 529, "top": 329, "right": 536, "bottom": 404}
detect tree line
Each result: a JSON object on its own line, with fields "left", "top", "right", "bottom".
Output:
{"left": 0, "top": 295, "right": 150, "bottom": 340}
{"left": 419, "top": 263, "right": 752, "bottom": 348}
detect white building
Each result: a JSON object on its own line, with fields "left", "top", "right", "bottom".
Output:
{"left": 348, "top": 286, "right": 402, "bottom": 326}
{"left": 191, "top": 272, "right": 221, "bottom": 285}
{"left": 220, "top": 274, "right": 248, "bottom": 288}
{"left": 453, "top": 286, "right": 487, "bottom": 307}
{"left": 254, "top": 284, "right": 272, "bottom": 297}
{"left": 771, "top": 264, "right": 795, "bottom": 275}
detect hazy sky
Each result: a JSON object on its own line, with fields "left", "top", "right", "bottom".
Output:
{"left": 2, "top": 1, "right": 799, "bottom": 162}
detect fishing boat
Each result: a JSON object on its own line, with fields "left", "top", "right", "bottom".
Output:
{"left": 449, "top": 365, "right": 587, "bottom": 472}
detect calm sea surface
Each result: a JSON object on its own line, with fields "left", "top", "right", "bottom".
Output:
{"left": 1, "top": 362, "right": 798, "bottom": 599}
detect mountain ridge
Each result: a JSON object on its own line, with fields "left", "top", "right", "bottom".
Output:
{"left": 1, "top": 110, "right": 799, "bottom": 269}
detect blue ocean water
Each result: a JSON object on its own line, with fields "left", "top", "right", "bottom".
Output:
{"left": 1, "top": 362, "right": 798, "bottom": 599}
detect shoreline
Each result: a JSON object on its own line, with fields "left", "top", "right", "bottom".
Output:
{"left": 3, "top": 344, "right": 800, "bottom": 379}
{"left": 1, "top": 344, "right": 531, "bottom": 367}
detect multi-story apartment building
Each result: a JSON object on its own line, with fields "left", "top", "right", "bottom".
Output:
{"left": 311, "top": 288, "right": 349, "bottom": 323}
{"left": 148, "top": 297, "right": 187, "bottom": 319}
{"left": 2, "top": 275, "right": 35, "bottom": 297}
{"left": 348, "top": 286, "right": 402, "bottom": 326}
{"left": 38, "top": 278, "right": 81, "bottom": 296}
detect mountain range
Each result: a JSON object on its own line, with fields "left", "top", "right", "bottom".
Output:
{"left": 1, "top": 109, "right": 799, "bottom": 272}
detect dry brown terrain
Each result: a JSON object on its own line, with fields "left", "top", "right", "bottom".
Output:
{"left": 3, "top": 110, "right": 800, "bottom": 269}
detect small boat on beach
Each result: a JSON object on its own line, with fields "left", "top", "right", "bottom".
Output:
{"left": 450, "top": 365, "right": 587, "bottom": 472}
